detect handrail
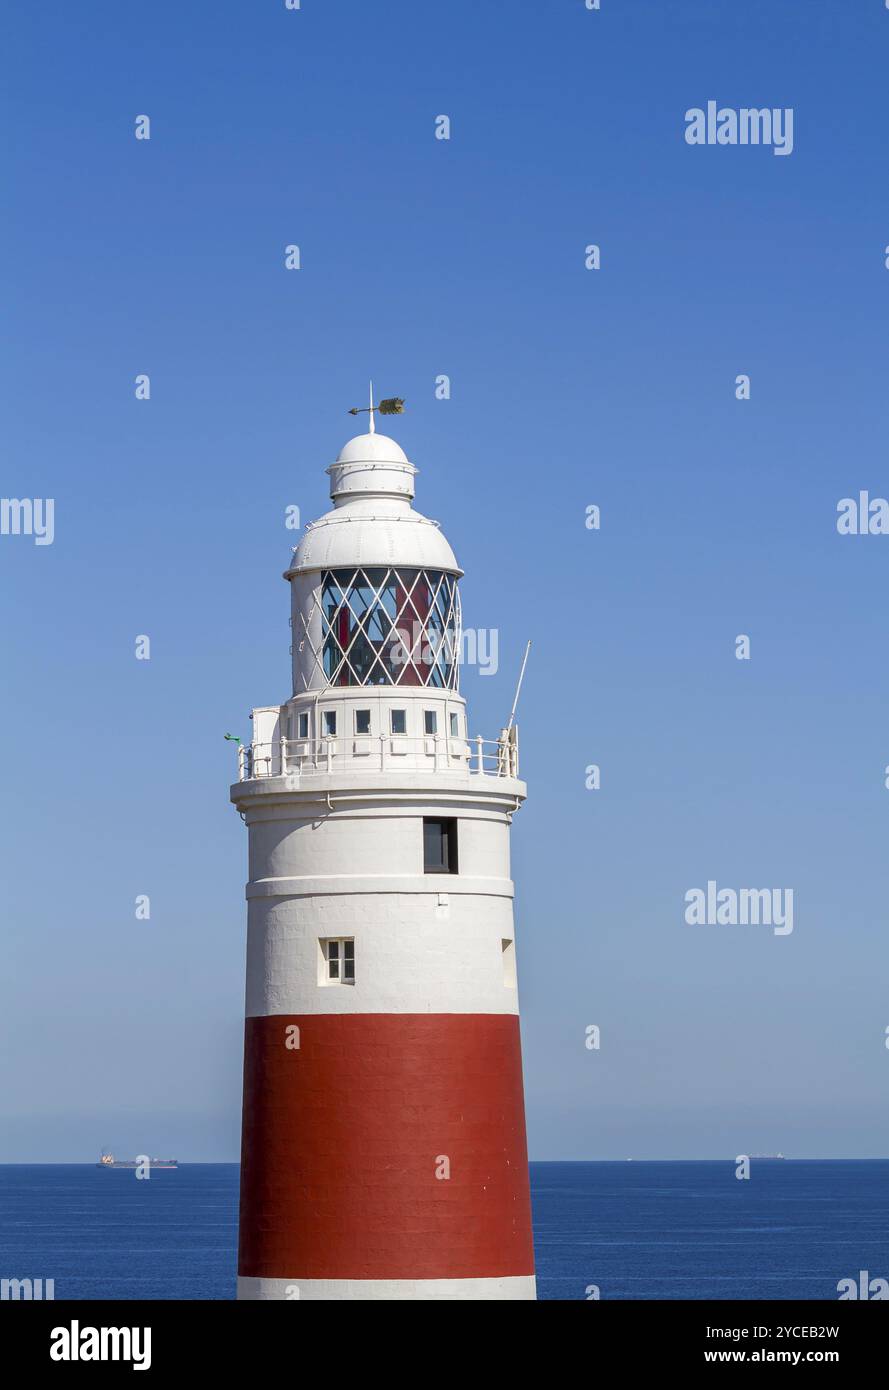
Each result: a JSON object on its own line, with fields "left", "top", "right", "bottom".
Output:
{"left": 237, "top": 731, "right": 519, "bottom": 782}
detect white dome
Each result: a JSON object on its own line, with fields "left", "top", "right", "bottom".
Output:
{"left": 327, "top": 431, "right": 417, "bottom": 505}
{"left": 286, "top": 425, "right": 461, "bottom": 578}
{"left": 334, "top": 432, "right": 409, "bottom": 465}
{"left": 285, "top": 500, "right": 461, "bottom": 577}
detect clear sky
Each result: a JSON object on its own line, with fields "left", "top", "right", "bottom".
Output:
{"left": 3, "top": 0, "right": 889, "bottom": 1161}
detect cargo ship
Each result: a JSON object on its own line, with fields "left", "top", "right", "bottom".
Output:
{"left": 96, "top": 1152, "right": 178, "bottom": 1170}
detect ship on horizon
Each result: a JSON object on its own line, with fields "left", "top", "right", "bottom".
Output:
{"left": 96, "top": 1151, "right": 178, "bottom": 1170}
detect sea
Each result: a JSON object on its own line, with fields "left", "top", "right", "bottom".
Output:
{"left": 1, "top": 1160, "right": 886, "bottom": 1301}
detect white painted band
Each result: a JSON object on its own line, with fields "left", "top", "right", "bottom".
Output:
{"left": 245, "top": 892, "right": 520, "bottom": 1016}
{"left": 237, "top": 1275, "right": 536, "bottom": 1301}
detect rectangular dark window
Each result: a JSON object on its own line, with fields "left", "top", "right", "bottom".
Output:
{"left": 355, "top": 709, "right": 371, "bottom": 734}
{"left": 423, "top": 818, "right": 458, "bottom": 874}
{"left": 391, "top": 709, "right": 406, "bottom": 735}
{"left": 424, "top": 710, "right": 437, "bottom": 735}
{"left": 323, "top": 711, "right": 337, "bottom": 736}
{"left": 449, "top": 712, "right": 459, "bottom": 737}
{"left": 298, "top": 712, "right": 309, "bottom": 739}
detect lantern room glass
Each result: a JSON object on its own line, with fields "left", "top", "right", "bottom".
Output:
{"left": 319, "top": 567, "right": 460, "bottom": 689}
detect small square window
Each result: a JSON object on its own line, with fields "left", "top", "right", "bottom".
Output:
{"left": 323, "top": 711, "right": 337, "bottom": 737}
{"left": 423, "top": 818, "right": 458, "bottom": 874}
{"left": 321, "top": 937, "right": 355, "bottom": 985}
{"left": 355, "top": 709, "right": 371, "bottom": 735}
{"left": 391, "top": 709, "right": 407, "bottom": 735}
{"left": 449, "top": 712, "right": 459, "bottom": 737}
{"left": 424, "top": 710, "right": 437, "bottom": 735}
{"left": 298, "top": 712, "right": 309, "bottom": 739}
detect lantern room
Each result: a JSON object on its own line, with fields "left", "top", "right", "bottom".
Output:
{"left": 285, "top": 430, "right": 463, "bottom": 697}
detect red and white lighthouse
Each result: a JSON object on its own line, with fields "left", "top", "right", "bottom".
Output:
{"left": 231, "top": 404, "right": 535, "bottom": 1299}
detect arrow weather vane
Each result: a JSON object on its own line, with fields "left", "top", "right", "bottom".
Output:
{"left": 349, "top": 380, "right": 405, "bottom": 434}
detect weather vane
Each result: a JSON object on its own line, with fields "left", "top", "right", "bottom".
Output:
{"left": 348, "top": 381, "right": 405, "bottom": 434}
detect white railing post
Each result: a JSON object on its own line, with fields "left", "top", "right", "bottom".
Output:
{"left": 235, "top": 729, "right": 517, "bottom": 783}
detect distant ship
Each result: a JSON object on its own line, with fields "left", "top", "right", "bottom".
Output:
{"left": 749, "top": 1153, "right": 786, "bottom": 1160}
{"left": 96, "top": 1152, "right": 178, "bottom": 1170}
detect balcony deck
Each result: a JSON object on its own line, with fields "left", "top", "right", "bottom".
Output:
{"left": 237, "top": 731, "right": 519, "bottom": 782}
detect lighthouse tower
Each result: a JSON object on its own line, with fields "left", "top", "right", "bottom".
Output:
{"left": 231, "top": 407, "right": 535, "bottom": 1300}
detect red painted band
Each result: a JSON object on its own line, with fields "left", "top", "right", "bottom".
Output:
{"left": 238, "top": 1013, "right": 535, "bottom": 1280}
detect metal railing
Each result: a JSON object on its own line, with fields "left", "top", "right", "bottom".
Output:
{"left": 237, "top": 730, "right": 519, "bottom": 782}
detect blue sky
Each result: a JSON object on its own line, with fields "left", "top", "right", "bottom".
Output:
{"left": 3, "top": 0, "right": 889, "bottom": 1160}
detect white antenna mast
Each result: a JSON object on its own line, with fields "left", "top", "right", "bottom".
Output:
{"left": 506, "top": 640, "right": 531, "bottom": 731}
{"left": 368, "top": 379, "right": 375, "bottom": 433}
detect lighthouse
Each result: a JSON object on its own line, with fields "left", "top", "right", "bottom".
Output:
{"left": 231, "top": 400, "right": 536, "bottom": 1300}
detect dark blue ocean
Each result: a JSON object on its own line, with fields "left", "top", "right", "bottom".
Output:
{"left": 1, "top": 1161, "right": 886, "bottom": 1300}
